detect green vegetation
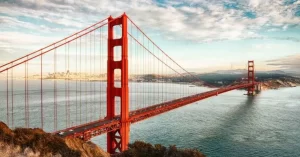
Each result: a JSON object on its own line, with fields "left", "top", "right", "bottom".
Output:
{"left": 115, "top": 141, "right": 205, "bottom": 157}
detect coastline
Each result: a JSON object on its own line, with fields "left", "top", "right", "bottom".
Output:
{"left": 3, "top": 72, "right": 300, "bottom": 91}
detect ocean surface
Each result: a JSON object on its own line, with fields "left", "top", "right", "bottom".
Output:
{"left": 0, "top": 80, "right": 300, "bottom": 156}
{"left": 92, "top": 85, "right": 300, "bottom": 157}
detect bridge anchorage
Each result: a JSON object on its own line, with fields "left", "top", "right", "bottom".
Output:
{"left": 0, "top": 12, "right": 261, "bottom": 155}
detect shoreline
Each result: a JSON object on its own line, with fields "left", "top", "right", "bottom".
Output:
{"left": 2, "top": 76, "right": 300, "bottom": 91}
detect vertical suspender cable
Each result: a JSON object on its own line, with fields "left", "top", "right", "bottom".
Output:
{"left": 11, "top": 63, "right": 14, "bottom": 128}
{"left": 65, "top": 42, "right": 67, "bottom": 128}
{"left": 100, "top": 27, "right": 103, "bottom": 118}
{"left": 54, "top": 46, "right": 57, "bottom": 131}
{"left": 152, "top": 43, "right": 154, "bottom": 105}
{"left": 41, "top": 51, "right": 43, "bottom": 129}
{"left": 93, "top": 30, "right": 96, "bottom": 120}
{"left": 80, "top": 37, "right": 82, "bottom": 124}
{"left": 68, "top": 42, "right": 70, "bottom": 127}
{"left": 142, "top": 35, "right": 145, "bottom": 108}
{"left": 85, "top": 34, "right": 87, "bottom": 123}
{"left": 27, "top": 58, "right": 29, "bottom": 127}
{"left": 76, "top": 35, "right": 78, "bottom": 125}
{"left": 24, "top": 62, "right": 26, "bottom": 127}
{"left": 7, "top": 70, "right": 9, "bottom": 126}
{"left": 99, "top": 28, "right": 101, "bottom": 118}
{"left": 147, "top": 38, "right": 149, "bottom": 106}
{"left": 136, "top": 27, "right": 139, "bottom": 109}
{"left": 25, "top": 61, "right": 27, "bottom": 127}
{"left": 89, "top": 32, "right": 92, "bottom": 121}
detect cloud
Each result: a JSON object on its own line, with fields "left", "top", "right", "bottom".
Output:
{"left": 1, "top": 0, "right": 300, "bottom": 65}
{"left": 267, "top": 28, "right": 280, "bottom": 32}
{"left": 252, "top": 43, "right": 288, "bottom": 49}
{"left": 0, "top": 31, "right": 60, "bottom": 63}
{"left": 1, "top": 0, "right": 300, "bottom": 42}
{"left": 267, "top": 54, "right": 300, "bottom": 73}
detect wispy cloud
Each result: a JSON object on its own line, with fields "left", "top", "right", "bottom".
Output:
{"left": 267, "top": 54, "right": 300, "bottom": 73}
{"left": 1, "top": 0, "right": 300, "bottom": 67}
{"left": 1, "top": 0, "right": 300, "bottom": 41}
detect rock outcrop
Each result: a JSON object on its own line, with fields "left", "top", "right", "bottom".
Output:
{"left": 0, "top": 122, "right": 109, "bottom": 157}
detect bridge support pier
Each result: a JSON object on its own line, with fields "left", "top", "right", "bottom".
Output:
{"left": 107, "top": 13, "right": 130, "bottom": 154}
{"left": 247, "top": 61, "right": 255, "bottom": 96}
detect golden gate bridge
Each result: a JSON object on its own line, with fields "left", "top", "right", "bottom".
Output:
{"left": 0, "top": 13, "right": 260, "bottom": 154}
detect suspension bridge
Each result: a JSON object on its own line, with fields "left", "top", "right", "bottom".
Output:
{"left": 0, "top": 13, "right": 260, "bottom": 154}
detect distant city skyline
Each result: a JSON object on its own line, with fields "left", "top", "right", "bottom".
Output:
{"left": 1, "top": 0, "right": 300, "bottom": 73}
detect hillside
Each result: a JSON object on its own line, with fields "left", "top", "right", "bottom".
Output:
{"left": 0, "top": 122, "right": 109, "bottom": 157}
{"left": 0, "top": 122, "right": 207, "bottom": 157}
{"left": 130, "top": 70, "right": 300, "bottom": 89}
{"left": 115, "top": 141, "right": 205, "bottom": 157}
{"left": 195, "top": 72, "right": 300, "bottom": 88}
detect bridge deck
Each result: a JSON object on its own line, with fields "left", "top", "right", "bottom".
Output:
{"left": 56, "top": 83, "right": 257, "bottom": 140}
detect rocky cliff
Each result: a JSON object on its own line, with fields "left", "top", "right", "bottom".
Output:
{"left": 260, "top": 77, "right": 300, "bottom": 90}
{"left": 0, "top": 122, "right": 109, "bottom": 157}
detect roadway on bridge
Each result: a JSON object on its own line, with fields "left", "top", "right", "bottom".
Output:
{"left": 58, "top": 83, "right": 256, "bottom": 139}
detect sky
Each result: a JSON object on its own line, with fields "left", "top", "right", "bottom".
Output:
{"left": 1, "top": 0, "right": 300, "bottom": 73}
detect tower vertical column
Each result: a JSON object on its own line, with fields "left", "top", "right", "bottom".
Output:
{"left": 107, "top": 13, "right": 129, "bottom": 154}
{"left": 247, "top": 60, "right": 255, "bottom": 95}
{"left": 120, "top": 13, "right": 130, "bottom": 152}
